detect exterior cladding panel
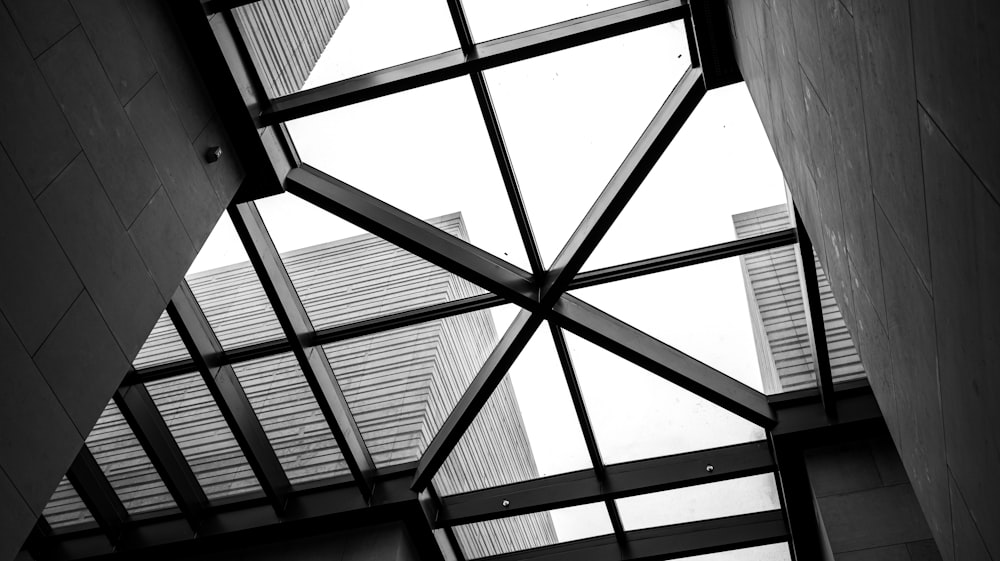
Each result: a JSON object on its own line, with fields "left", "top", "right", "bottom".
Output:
{"left": 233, "top": 0, "right": 350, "bottom": 98}
{"left": 734, "top": 205, "right": 865, "bottom": 393}
{"left": 46, "top": 214, "right": 556, "bottom": 556}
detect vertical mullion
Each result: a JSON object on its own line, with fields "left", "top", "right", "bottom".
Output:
{"left": 793, "top": 208, "right": 835, "bottom": 417}
{"left": 66, "top": 446, "right": 128, "bottom": 543}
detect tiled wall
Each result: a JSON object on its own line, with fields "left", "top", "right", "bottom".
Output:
{"left": 726, "top": 0, "right": 999, "bottom": 559}
{"left": 0, "top": 0, "right": 243, "bottom": 558}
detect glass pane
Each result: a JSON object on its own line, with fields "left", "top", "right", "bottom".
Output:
{"left": 453, "top": 502, "right": 612, "bottom": 559}
{"left": 616, "top": 474, "right": 781, "bottom": 530}
{"left": 286, "top": 77, "right": 531, "bottom": 270}
{"left": 436, "top": 322, "right": 592, "bottom": 495}
{"left": 233, "top": 0, "right": 350, "bottom": 98}
{"left": 42, "top": 476, "right": 94, "bottom": 529}
{"left": 675, "top": 543, "right": 792, "bottom": 560}
{"left": 323, "top": 305, "right": 518, "bottom": 467}
{"left": 296, "top": 0, "right": 459, "bottom": 90}
{"left": 257, "top": 193, "right": 491, "bottom": 330}
{"left": 816, "top": 262, "right": 867, "bottom": 385}
{"left": 232, "top": 353, "right": 345, "bottom": 484}
{"left": 186, "top": 214, "right": 284, "bottom": 350}
{"left": 584, "top": 84, "right": 787, "bottom": 271}
{"left": 565, "top": 332, "right": 766, "bottom": 464}
{"left": 464, "top": 0, "right": 642, "bottom": 43}
{"left": 146, "top": 373, "right": 262, "bottom": 500}
{"left": 485, "top": 22, "right": 689, "bottom": 266}
{"left": 85, "top": 401, "right": 176, "bottom": 514}
{"left": 132, "top": 310, "right": 188, "bottom": 369}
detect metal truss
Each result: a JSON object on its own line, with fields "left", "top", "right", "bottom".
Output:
{"left": 33, "top": 0, "right": 849, "bottom": 559}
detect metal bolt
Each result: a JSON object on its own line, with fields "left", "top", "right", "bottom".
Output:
{"left": 501, "top": 499, "right": 510, "bottom": 508}
{"left": 705, "top": 464, "right": 714, "bottom": 473}
{"left": 205, "top": 145, "right": 223, "bottom": 163}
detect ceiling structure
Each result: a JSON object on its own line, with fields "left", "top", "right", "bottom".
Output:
{"left": 27, "top": 1, "right": 881, "bottom": 559}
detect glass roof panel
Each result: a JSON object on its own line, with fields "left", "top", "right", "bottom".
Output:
{"left": 323, "top": 304, "right": 519, "bottom": 468}
{"left": 463, "top": 0, "right": 642, "bottom": 43}
{"left": 616, "top": 473, "right": 781, "bottom": 530}
{"left": 256, "top": 193, "right": 491, "bottom": 330}
{"left": 484, "top": 22, "right": 689, "bottom": 266}
{"left": 583, "top": 84, "right": 788, "bottom": 271}
{"left": 435, "top": 322, "right": 592, "bottom": 496}
{"left": 564, "top": 332, "right": 766, "bottom": 464}
{"left": 287, "top": 77, "right": 531, "bottom": 270}
{"left": 231, "top": 352, "right": 345, "bottom": 485}
{"left": 674, "top": 543, "right": 792, "bottom": 560}
{"left": 571, "top": 249, "right": 814, "bottom": 394}
{"left": 146, "top": 373, "right": 262, "bottom": 500}
{"left": 453, "top": 502, "right": 613, "bottom": 559}
{"left": 185, "top": 214, "right": 284, "bottom": 350}
{"left": 131, "top": 310, "right": 188, "bottom": 370}
{"left": 85, "top": 400, "right": 176, "bottom": 514}
{"left": 42, "top": 476, "right": 94, "bottom": 529}
{"left": 291, "top": 0, "right": 460, "bottom": 91}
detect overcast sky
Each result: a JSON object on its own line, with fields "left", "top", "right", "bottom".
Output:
{"left": 189, "top": 0, "right": 789, "bottom": 557}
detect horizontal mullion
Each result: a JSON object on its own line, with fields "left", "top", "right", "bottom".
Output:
{"left": 438, "top": 441, "right": 773, "bottom": 527}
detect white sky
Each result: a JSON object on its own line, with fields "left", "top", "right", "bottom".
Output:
{"left": 188, "top": 1, "right": 790, "bottom": 558}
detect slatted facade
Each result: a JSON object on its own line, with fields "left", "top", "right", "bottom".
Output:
{"left": 233, "top": 0, "right": 351, "bottom": 98}
{"left": 734, "top": 205, "right": 866, "bottom": 394}
{"left": 48, "top": 214, "right": 556, "bottom": 556}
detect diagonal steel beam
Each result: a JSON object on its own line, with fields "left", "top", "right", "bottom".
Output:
{"left": 261, "top": 0, "right": 687, "bottom": 125}
{"left": 230, "top": 202, "right": 376, "bottom": 499}
{"left": 286, "top": 165, "right": 538, "bottom": 309}
{"left": 550, "top": 294, "right": 776, "bottom": 427}
{"left": 541, "top": 65, "right": 705, "bottom": 305}
{"left": 114, "top": 383, "right": 208, "bottom": 529}
{"left": 411, "top": 309, "right": 544, "bottom": 491}
{"left": 793, "top": 207, "right": 835, "bottom": 418}
{"left": 167, "top": 281, "right": 291, "bottom": 513}
{"left": 66, "top": 446, "right": 128, "bottom": 542}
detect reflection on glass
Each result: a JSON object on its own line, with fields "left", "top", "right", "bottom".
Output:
{"left": 232, "top": 353, "right": 345, "bottom": 484}
{"left": 453, "top": 502, "right": 612, "bottom": 559}
{"left": 323, "top": 305, "right": 517, "bottom": 468}
{"left": 616, "top": 474, "right": 781, "bottom": 530}
{"left": 257, "top": 194, "right": 490, "bottom": 330}
{"left": 565, "top": 332, "right": 766, "bottom": 464}
{"left": 287, "top": 77, "right": 530, "bottom": 270}
{"left": 85, "top": 401, "right": 176, "bottom": 514}
{"left": 571, "top": 255, "right": 772, "bottom": 392}
{"left": 436, "top": 322, "right": 592, "bottom": 495}
{"left": 675, "top": 542, "right": 792, "bottom": 560}
{"left": 485, "top": 22, "right": 689, "bottom": 266}
{"left": 185, "top": 214, "right": 284, "bottom": 350}
{"left": 584, "top": 84, "right": 787, "bottom": 271}
{"left": 146, "top": 373, "right": 261, "bottom": 500}
{"left": 463, "top": 0, "right": 641, "bottom": 43}
{"left": 42, "top": 476, "right": 94, "bottom": 529}
{"left": 132, "top": 310, "right": 188, "bottom": 369}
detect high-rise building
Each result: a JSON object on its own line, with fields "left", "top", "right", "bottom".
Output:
{"left": 733, "top": 204, "right": 865, "bottom": 394}
{"left": 41, "top": 214, "right": 556, "bottom": 558}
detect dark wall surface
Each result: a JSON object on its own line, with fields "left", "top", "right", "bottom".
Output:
{"left": 726, "top": 1, "right": 999, "bottom": 559}
{"left": 0, "top": 0, "right": 243, "bottom": 558}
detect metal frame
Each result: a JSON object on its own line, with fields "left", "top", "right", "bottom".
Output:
{"left": 32, "top": 1, "right": 865, "bottom": 560}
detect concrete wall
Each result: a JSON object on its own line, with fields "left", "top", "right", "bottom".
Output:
{"left": 726, "top": 0, "right": 999, "bottom": 559}
{"left": 0, "top": 0, "right": 244, "bottom": 558}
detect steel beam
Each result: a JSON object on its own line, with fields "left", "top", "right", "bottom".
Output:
{"left": 286, "top": 165, "right": 538, "bottom": 309}
{"left": 481, "top": 510, "right": 787, "bottom": 561}
{"left": 66, "top": 447, "right": 128, "bottom": 542}
{"left": 438, "top": 441, "right": 773, "bottom": 527}
{"left": 793, "top": 208, "right": 835, "bottom": 418}
{"left": 114, "top": 384, "right": 208, "bottom": 528}
{"left": 230, "top": 202, "right": 376, "bottom": 499}
{"left": 167, "top": 282, "right": 291, "bottom": 513}
{"left": 540, "top": 66, "right": 706, "bottom": 305}
{"left": 411, "top": 309, "right": 544, "bottom": 491}
{"left": 261, "top": 0, "right": 687, "bottom": 124}
{"left": 550, "top": 294, "right": 776, "bottom": 428}
{"left": 569, "top": 229, "right": 797, "bottom": 290}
